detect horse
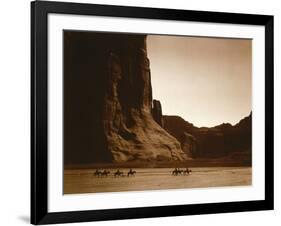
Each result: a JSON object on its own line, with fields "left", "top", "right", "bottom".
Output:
{"left": 93, "top": 169, "right": 102, "bottom": 177}
{"left": 127, "top": 169, "right": 136, "bottom": 177}
{"left": 114, "top": 169, "right": 124, "bottom": 177}
{"left": 177, "top": 169, "right": 184, "bottom": 175}
{"left": 172, "top": 168, "right": 178, "bottom": 175}
{"left": 183, "top": 168, "right": 192, "bottom": 175}
{"left": 172, "top": 168, "right": 183, "bottom": 176}
{"left": 101, "top": 170, "right": 110, "bottom": 177}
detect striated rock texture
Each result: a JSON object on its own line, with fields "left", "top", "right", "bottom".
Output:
{"left": 103, "top": 37, "right": 187, "bottom": 162}
{"left": 64, "top": 31, "right": 187, "bottom": 165}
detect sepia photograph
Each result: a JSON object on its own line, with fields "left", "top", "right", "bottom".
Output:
{"left": 30, "top": 2, "right": 274, "bottom": 224}
{"left": 63, "top": 31, "right": 252, "bottom": 194}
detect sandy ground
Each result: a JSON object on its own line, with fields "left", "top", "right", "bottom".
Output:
{"left": 64, "top": 167, "right": 251, "bottom": 194}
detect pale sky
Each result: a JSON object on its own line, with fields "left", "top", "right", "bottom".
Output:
{"left": 147, "top": 35, "right": 252, "bottom": 127}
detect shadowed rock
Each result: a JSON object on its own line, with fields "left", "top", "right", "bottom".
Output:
{"left": 103, "top": 37, "right": 187, "bottom": 162}
{"left": 163, "top": 113, "right": 252, "bottom": 160}
{"left": 181, "top": 132, "right": 197, "bottom": 158}
{"left": 64, "top": 31, "right": 187, "bottom": 164}
{"left": 152, "top": 99, "right": 164, "bottom": 127}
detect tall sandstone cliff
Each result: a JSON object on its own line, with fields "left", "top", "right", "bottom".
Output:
{"left": 64, "top": 32, "right": 187, "bottom": 165}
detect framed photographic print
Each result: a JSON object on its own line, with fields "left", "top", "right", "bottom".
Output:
{"left": 31, "top": 0, "right": 274, "bottom": 224}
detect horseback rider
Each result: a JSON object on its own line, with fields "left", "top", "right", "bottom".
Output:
{"left": 94, "top": 169, "right": 101, "bottom": 176}
{"left": 114, "top": 169, "right": 123, "bottom": 177}
{"left": 127, "top": 168, "right": 136, "bottom": 176}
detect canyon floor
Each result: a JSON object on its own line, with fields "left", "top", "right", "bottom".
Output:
{"left": 64, "top": 167, "right": 251, "bottom": 194}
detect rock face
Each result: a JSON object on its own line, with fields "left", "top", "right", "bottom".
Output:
{"left": 162, "top": 115, "right": 198, "bottom": 158}
{"left": 181, "top": 132, "right": 197, "bottom": 157}
{"left": 64, "top": 31, "right": 187, "bottom": 164}
{"left": 163, "top": 113, "right": 252, "bottom": 159}
{"left": 152, "top": 99, "right": 164, "bottom": 127}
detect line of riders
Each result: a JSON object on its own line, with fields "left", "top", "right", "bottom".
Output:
{"left": 93, "top": 167, "right": 192, "bottom": 177}
{"left": 172, "top": 168, "right": 192, "bottom": 176}
{"left": 93, "top": 168, "right": 136, "bottom": 177}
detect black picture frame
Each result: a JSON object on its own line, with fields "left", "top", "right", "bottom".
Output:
{"left": 31, "top": 0, "right": 274, "bottom": 224}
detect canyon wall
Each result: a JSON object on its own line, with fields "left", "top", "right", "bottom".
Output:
{"left": 163, "top": 113, "right": 252, "bottom": 160}
{"left": 64, "top": 31, "right": 187, "bottom": 165}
